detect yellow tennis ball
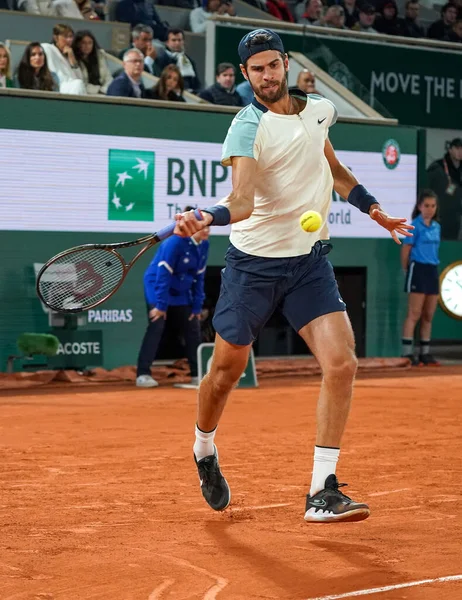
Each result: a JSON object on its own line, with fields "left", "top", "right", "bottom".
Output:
{"left": 300, "top": 210, "right": 322, "bottom": 233}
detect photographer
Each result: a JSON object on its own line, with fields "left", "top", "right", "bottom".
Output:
{"left": 427, "top": 138, "right": 462, "bottom": 240}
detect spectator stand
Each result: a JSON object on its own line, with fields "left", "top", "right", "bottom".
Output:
{"left": 204, "top": 15, "right": 462, "bottom": 104}
{"left": 288, "top": 51, "right": 395, "bottom": 122}
{"left": 5, "top": 39, "right": 206, "bottom": 103}
{"left": 0, "top": 8, "right": 130, "bottom": 54}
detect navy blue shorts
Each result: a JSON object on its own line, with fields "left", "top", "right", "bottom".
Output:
{"left": 404, "top": 261, "right": 439, "bottom": 295}
{"left": 213, "top": 242, "right": 346, "bottom": 346}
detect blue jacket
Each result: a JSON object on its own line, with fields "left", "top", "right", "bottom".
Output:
{"left": 144, "top": 235, "right": 209, "bottom": 313}
{"left": 106, "top": 73, "right": 147, "bottom": 98}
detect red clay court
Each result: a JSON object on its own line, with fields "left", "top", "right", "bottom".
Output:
{"left": 1, "top": 367, "right": 461, "bottom": 600}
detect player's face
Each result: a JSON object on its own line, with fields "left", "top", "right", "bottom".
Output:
{"left": 420, "top": 197, "right": 437, "bottom": 220}
{"left": 243, "top": 51, "right": 288, "bottom": 104}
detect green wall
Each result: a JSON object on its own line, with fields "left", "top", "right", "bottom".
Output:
{"left": 214, "top": 24, "right": 462, "bottom": 129}
{"left": 1, "top": 94, "right": 461, "bottom": 372}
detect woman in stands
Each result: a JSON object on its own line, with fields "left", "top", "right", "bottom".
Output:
{"left": 149, "top": 64, "right": 186, "bottom": 102}
{"left": 401, "top": 190, "right": 441, "bottom": 366}
{"left": 42, "top": 24, "right": 86, "bottom": 95}
{"left": 72, "top": 30, "right": 113, "bottom": 95}
{"left": 16, "top": 43, "right": 59, "bottom": 92}
{"left": 0, "top": 43, "right": 14, "bottom": 89}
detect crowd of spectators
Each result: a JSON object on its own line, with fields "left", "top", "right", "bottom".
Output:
{"left": 0, "top": 22, "right": 203, "bottom": 102}
{"left": 1, "top": 0, "right": 461, "bottom": 104}
{"left": 289, "top": 0, "right": 462, "bottom": 42}
{"left": 1, "top": 0, "right": 461, "bottom": 43}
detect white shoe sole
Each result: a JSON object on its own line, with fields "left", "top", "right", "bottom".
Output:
{"left": 136, "top": 381, "right": 159, "bottom": 388}
{"left": 304, "top": 507, "right": 370, "bottom": 523}
{"left": 174, "top": 383, "right": 198, "bottom": 389}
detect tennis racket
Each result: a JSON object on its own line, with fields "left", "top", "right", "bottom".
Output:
{"left": 36, "top": 209, "right": 202, "bottom": 314}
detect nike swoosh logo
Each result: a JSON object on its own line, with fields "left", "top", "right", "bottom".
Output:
{"left": 308, "top": 498, "right": 327, "bottom": 507}
{"left": 318, "top": 118, "right": 327, "bottom": 124}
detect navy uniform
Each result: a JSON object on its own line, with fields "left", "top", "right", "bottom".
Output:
{"left": 403, "top": 214, "right": 440, "bottom": 295}
{"left": 136, "top": 234, "right": 209, "bottom": 386}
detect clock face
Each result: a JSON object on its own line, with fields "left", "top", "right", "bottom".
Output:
{"left": 440, "top": 265, "right": 462, "bottom": 318}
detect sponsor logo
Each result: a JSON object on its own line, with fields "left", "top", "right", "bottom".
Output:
{"left": 88, "top": 309, "right": 133, "bottom": 323}
{"left": 318, "top": 117, "right": 327, "bottom": 124}
{"left": 382, "top": 139, "right": 400, "bottom": 170}
{"left": 56, "top": 341, "right": 101, "bottom": 355}
{"left": 308, "top": 498, "right": 328, "bottom": 508}
{"left": 108, "top": 149, "right": 155, "bottom": 221}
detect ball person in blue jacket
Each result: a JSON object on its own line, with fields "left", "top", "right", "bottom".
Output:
{"left": 136, "top": 212, "right": 210, "bottom": 387}
{"left": 401, "top": 190, "right": 441, "bottom": 366}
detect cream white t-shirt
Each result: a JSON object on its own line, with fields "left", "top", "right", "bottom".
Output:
{"left": 221, "top": 91, "right": 337, "bottom": 258}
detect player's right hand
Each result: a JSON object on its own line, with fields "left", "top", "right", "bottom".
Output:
{"left": 173, "top": 209, "right": 212, "bottom": 237}
{"left": 149, "top": 308, "right": 167, "bottom": 321}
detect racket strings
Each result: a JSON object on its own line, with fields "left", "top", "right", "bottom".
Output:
{"left": 38, "top": 249, "right": 125, "bottom": 311}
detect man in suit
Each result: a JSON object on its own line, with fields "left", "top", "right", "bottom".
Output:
{"left": 165, "top": 28, "right": 200, "bottom": 94}
{"left": 106, "top": 49, "right": 147, "bottom": 98}
{"left": 118, "top": 24, "right": 175, "bottom": 78}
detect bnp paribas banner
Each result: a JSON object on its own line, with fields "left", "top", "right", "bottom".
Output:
{"left": 0, "top": 129, "right": 416, "bottom": 238}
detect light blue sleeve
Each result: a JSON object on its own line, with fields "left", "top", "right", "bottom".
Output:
{"left": 221, "top": 105, "right": 261, "bottom": 167}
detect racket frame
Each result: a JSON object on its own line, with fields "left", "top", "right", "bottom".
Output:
{"left": 36, "top": 233, "right": 160, "bottom": 313}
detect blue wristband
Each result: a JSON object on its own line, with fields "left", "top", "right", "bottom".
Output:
{"left": 347, "top": 185, "right": 378, "bottom": 214}
{"left": 202, "top": 205, "right": 231, "bottom": 226}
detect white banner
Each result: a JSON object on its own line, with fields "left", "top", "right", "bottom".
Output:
{"left": 0, "top": 129, "right": 417, "bottom": 237}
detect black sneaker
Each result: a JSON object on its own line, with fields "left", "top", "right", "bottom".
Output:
{"left": 402, "top": 354, "right": 420, "bottom": 366}
{"left": 418, "top": 354, "right": 440, "bottom": 366}
{"left": 304, "top": 474, "right": 370, "bottom": 522}
{"left": 194, "top": 446, "right": 231, "bottom": 511}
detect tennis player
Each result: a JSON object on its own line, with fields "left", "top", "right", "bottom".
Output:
{"left": 401, "top": 190, "right": 441, "bottom": 366}
{"left": 173, "top": 29, "right": 414, "bottom": 522}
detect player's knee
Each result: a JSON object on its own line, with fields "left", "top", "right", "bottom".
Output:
{"left": 324, "top": 350, "right": 357, "bottom": 381}
{"left": 208, "top": 361, "right": 244, "bottom": 393}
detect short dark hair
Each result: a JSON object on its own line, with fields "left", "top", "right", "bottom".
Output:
{"left": 242, "top": 32, "right": 285, "bottom": 68}
{"left": 412, "top": 189, "right": 438, "bottom": 220}
{"left": 405, "top": 0, "right": 418, "bottom": 8}
{"left": 216, "top": 62, "right": 235, "bottom": 76}
{"left": 167, "top": 28, "right": 184, "bottom": 38}
{"left": 441, "top": 2, "right": 456, "bottom": 15}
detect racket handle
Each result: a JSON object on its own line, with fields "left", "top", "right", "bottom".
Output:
{"left": 156, "top": 208, "right": 203, "bottom": 241}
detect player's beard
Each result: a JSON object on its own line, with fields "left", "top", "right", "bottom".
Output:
{"left": 252, "top": 73, "right": 288, "bottom": 104}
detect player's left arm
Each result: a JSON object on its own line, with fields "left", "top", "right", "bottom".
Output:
{"left": 324, "top": 138, "right": 414, "bottom": 245}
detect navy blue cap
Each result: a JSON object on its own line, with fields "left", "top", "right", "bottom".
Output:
{"left": 238, "top": 29, "right": 285, "bottom": 64}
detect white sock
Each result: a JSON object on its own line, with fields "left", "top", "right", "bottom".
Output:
{"left": 193, "top": 424, "right": 216, "bottom": 461}
{"left": 310, "top": 446, "right": 340, "bottom": 497}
